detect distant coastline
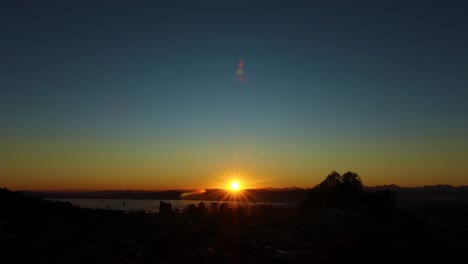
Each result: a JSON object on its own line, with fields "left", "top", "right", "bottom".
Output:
{"left": 20, "top": 185, "right": 468, "bottom": 202}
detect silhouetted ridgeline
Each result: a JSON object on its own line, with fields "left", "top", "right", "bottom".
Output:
{"left": 21, "top": 190, "right": 183, "bottom": 200}
{"left": 2, "top": 171, "right": 468, "bottom": 263}
{"left": 22, "top": 185, "right": 468, "bottom": 201}
{"left": 22, "top": 188, "right": 309, "bottom": 202}
{"left": 366, "top": 184, "right": 468, "bottom": 201}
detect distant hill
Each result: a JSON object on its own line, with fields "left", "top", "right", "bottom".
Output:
{"left": 22, "top": 188, "right": 308, "bottom": 203}
{"left": 365, "top": 185, "right": 468, "bottom": 201}
{"left": 21, "top": 185, "right": 468, "bottom": 202}
{"left": 20, "top": 190, "right": 183, "bottom": 200}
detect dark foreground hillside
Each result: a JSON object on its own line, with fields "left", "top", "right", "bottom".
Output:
{"left": 1, "top": 174, "right": 468, "bottom": 263}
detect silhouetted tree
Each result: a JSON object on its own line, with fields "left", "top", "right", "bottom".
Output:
{"left": 342, "top": 171, "right": 362, "bottom": 192}
{"left": 318, "top": 171, "right": 342, "bottom": 191}
{"left": 303, "top": 171, "right": 390, "bottom": 212}
{"left": 307, "top": 171, "right": 364, "bottom": 209}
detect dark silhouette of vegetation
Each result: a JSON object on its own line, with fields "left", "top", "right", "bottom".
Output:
{"left": 296, "top": 172, "right": 468, "bottom": 262}
{"left": 303, "top": 171, "right": 395, "bottom": 212}
{"left": 2, "top": 172, "right": 468, "bottom": 263}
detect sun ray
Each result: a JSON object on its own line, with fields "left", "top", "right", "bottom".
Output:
{"left": 206, "top": 153, "right": 272, "bottom": 202}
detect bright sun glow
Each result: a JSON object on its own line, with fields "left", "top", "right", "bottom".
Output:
{"left": 230, "top": 181, "right": 240, "bottom": 191}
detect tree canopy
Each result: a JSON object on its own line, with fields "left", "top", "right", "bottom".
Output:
{"left": 304, "top": 171, "right": 394, "bottom": 212}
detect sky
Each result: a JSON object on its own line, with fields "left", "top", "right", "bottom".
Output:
{"left": 1, "top": 0, "right": 467, "bottom": 190}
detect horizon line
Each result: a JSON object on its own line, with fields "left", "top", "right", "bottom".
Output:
{"left": 11, "top": 183, "right": 468, "bottom": 193}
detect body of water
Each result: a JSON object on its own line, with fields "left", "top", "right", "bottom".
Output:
{"left": 52, "top": 199, "right": 291, "bottom": 212}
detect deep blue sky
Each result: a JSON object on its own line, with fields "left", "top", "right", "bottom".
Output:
{"left": 1, "top": 0, "right": 467, "bottom": 189}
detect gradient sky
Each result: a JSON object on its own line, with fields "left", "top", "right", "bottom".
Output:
{"left": 1, "top": 0, "right": 467, "bottom": 190}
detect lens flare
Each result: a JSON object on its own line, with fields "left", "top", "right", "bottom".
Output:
{"left": 236, "top": 59, "right": 246, "bottom": 83}
{"left": 180, "top": 189, "right": 206, "bottom": 198}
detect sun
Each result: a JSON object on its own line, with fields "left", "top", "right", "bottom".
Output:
{"left": 230, "top": 181, "right": 240, "bottom": 191}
